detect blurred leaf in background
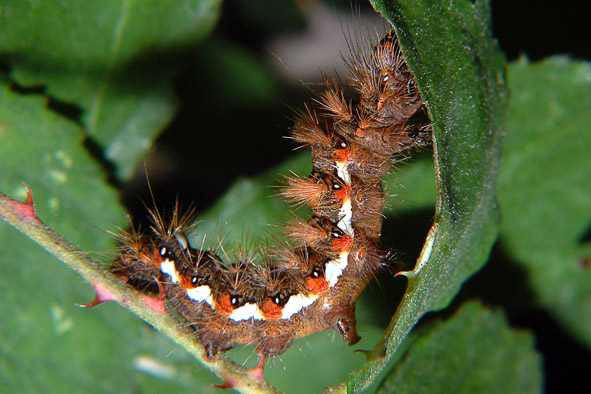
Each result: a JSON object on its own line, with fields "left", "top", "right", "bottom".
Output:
{"left": 378, "top": 302, "right": 542, "bottom": 394}
{"left": 0, "top": 0, "right": 221, "bottom": 180}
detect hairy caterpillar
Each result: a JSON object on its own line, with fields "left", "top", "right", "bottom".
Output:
{"left": 109, "top": 29, "right": 430, "bottom": 370}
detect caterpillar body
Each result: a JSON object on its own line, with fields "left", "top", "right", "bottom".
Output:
{"left": 110, "top": 30, "right": 430, "bottom": 365}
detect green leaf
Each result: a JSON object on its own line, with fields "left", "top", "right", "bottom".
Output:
{"left": 0, "top": 79, "right": 124, "bottom": 248}
{"left": 498, "top": 57, "right": 591, "bottom": 348}
{"left": 0, "top": 79, "right": 142, "bottom": 392}
{"left": 193, "top": 38, "right": 281, "bottom": 108}
{"left": 347, "top": 0, "right": 507, "bottom": 390}
{"left": 0, "top": 78, "right": 261, "bottom": 393}
{"left": 0, "top": 0, "right": 222, "bottom": 180}
{"left": 377, "top": 302, "right": 542, "bottom": 394}
{"left": 384, "top": 155, "right": 437, "bottom": 215}
{"left": 188, "top": 153, "right": 310, "bottom": 250}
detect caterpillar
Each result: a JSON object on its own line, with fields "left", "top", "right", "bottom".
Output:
{"left": 109, "top": 29, "right": 430, "bottom": 369}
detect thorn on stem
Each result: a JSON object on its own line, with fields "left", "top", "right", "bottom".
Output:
{"left": 77, "top": 283, "right": 117, "bottom": 308}
{"left": 23, "top": 183, "right": 34, "bottom": 206}
{"left": 249, "top": 355, "right": 266, "bottom": 381}
{"left": 140, "top": 278, "right": 167, "bottom": 314}
{"left": 76, "top": 296, "right": 104, "bottom": 308}
{"left": 212, "top": 378, "right": 237, "bottom": 390}
{"left": 12, "top": 183, "right": 39, "bottom": 221}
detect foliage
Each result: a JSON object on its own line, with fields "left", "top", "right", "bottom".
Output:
{"left": 1, "top": 0, "right": 589, "bottom": 393}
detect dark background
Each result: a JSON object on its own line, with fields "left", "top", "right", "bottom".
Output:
{"left": 126, "top": 0, "right": 591, "bottom": 211}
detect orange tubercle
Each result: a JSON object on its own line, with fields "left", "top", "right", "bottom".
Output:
{"left": 261, "top": 299, "right": 282, "bottom": 320}
{"left": 214, "top": 294, "right": 234, "bottom": 317}
{"left": 307, "top": 276, "right": 329, "bottom": 294}
{"left": 335, "top": 147, "right": 352, "bottom": 161}
{"left": 335, "top": 184, "right": 351, "bottom": 201}
{"left": 332, "top": 234, "right": 353, "bottom": 252}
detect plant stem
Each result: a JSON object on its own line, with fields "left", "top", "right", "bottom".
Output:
{"left": 0, "top": 188, "right": 278, "bottom": 394}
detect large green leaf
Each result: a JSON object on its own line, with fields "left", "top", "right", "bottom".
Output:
{"left": 345, "top": 0, "right": 507, "bottom": 390}
{"left": 0, "top": 72, "right": 233, "bottom": 391}
{"left": 0, "top": 79, "right": 149, "bottom": 392}
{"left": 498, "top": 57, "right": 591, "bottom": 348}
{"left": 377, "top": 302, "right": 542, "bottom": 394}
{"left": 0, "top": 0, "right": 221, "bottom": 180}
{"left": 0, "top": 78, "right": 123, "bottom": 249}
{"left": 0, "top": 2, "right": 223, "bottom": 390}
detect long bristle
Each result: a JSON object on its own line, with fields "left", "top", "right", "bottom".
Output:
{"left": 272, "top": 246, "right": 309, "bottom": 271}
{"left": 291, "top": 105, "right": 332, "bottom": 147}
{"left": 286, "top": 218, "right": 330, "bottom": 247}
{"left": 317, "top": 80, "right": 353, "bottom": 121}
{"left": 281, "top": 175, "right": 326, "bottom": 207}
